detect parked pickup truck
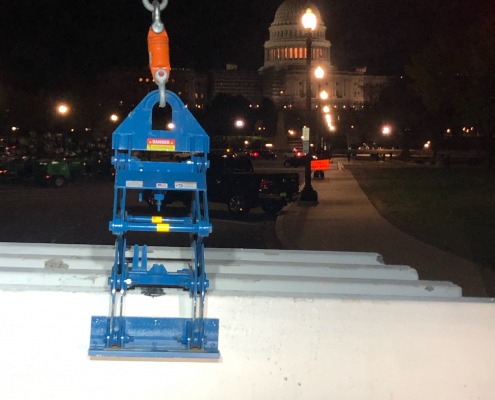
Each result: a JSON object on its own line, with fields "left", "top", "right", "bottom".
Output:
{"left": 207, "top": 153, "right": 299, "bottom": 215}
{"left": 142, "top": 153, "right": 299, "bottom": 215}
{"left": 142, "top": 152, "right": 300, "bottom": 215}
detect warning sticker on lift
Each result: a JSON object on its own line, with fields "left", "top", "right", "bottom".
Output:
{"left": 126, "top": 180, "right": 143, "bottom": 188}
{"left": 147, "top": 138, "right": 175, "bottom": 151}
{"left": 175, "top": 181, "right": 197, "bottom": 189}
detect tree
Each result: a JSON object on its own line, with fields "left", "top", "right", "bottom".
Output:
{"left": 257, "top": 97, "right": 277, "bottom": 136}
{"left": 406, "top": 7, "right": 495, "bottom": 164}
{"left": 374, "top": 77, "right": 429, "bottom": 157}
{"left": 203, "top": 94, "right": 254, "bottom": 137}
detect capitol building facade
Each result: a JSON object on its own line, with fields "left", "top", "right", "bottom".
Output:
{"left": 167, "top": 0, "right": 389, "bottom": 114}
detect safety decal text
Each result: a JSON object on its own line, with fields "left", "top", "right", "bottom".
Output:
{"left": 147, "top": 138, "right": 175, "bottom": 151}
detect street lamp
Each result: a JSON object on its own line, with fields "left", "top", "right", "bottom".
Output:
{"left": 315, "top": 90, "right": 329, "bottom": 152}
{"left": 56, "top": 103, "right": 70, "bottom": 116}
{"left": 300, "top": 8, "right": 318, "bottom": 203}
{"left": 314, "top": 66, "right": 325, "bottom": 80}
{"left": 235, "top": 119, "right": 245, "bottom": 129}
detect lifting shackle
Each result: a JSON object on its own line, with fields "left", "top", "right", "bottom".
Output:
{"left": 143, "top": 0, "right": 170, "bottom": 107}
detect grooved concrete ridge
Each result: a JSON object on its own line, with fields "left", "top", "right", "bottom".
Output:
{"left": 276, "top": 158, "right": 493, "bottom": 297}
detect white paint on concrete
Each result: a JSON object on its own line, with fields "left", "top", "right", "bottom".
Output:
{"left": 1, "top": 290, "right": 495, "bottom": 399}
{"left": 1, "top": 242, "right": 494, "bottom": 399}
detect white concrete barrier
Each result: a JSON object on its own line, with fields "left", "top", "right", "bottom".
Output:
{"left": 1, "top": 242, "right": 494, "bottom": 399}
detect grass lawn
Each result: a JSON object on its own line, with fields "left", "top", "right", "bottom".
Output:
{"left": 348, "top": 164, "right": 495, "bottom": 268}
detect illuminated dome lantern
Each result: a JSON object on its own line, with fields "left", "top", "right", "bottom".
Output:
{"left": 263, "top": 0, "right": 331, "bottom": 70}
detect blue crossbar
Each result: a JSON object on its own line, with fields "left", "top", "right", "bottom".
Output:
{"left": 89, "top": 316, "right": 220, "bottom": 359}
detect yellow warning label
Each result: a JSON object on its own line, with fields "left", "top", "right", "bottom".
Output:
{"left": 147, "top": 138, "right": 175, "bottom": 151}
{"left": 156, "top": 223, "right": 170, "bottom": 232}
{"left": 151, "top": 216, "right": 163, "bottom": 223}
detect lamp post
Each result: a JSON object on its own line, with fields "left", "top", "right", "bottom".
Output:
{"left": 314, "top": 66, "right": 325, "bottom": 153}
{"left": 317, "top": 90, "right": 328, "bottom": 151}
{"left": 299, "top": 8, "right": 318, "bottom": 203}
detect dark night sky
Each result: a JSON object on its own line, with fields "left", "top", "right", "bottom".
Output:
{"left": 0, "top": 0, "right": 491, "bottom": 95}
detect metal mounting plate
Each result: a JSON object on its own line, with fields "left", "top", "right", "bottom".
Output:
{"left": 89, "top": 316, "right": 220, "bottom": 359}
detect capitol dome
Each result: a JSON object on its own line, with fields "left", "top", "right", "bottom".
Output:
{"left": 263, "top": 0, "right": 331, "bottom": 70}
{"left": 273, "top": 0, "right": 322, "bottom": 27}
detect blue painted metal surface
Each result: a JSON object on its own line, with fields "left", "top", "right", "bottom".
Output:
{"left": 89, "top": 90, "right": 219, "bottom": 359}
{"left": 89, "top": 317, "right": 220, "bottom": 359}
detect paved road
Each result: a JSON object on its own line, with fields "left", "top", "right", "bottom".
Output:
{"left": 0, "top": 179, "right": 283, "bottom": 249}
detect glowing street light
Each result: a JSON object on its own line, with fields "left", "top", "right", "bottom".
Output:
{"left": 314, "top": 66, "right": 325, "bottom": 79}
{"left": 234, "top": 119, "right": 245, "bottom": 129}
{"left": 110, "top": 114, "right": 119, "bottom": 122}
{"left": 319, "top": 90, "right": 329, "bottom": 101}
{"left": 382, "top": 125, "right": 391, "bottom": 135}
{"left": 302, "top": 8, "right": 317, "bottom": 31}
{"left": 56, "top": 103, "right": 70, "bottom": 115}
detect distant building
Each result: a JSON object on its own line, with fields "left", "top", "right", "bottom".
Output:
{"left": 167, "top": 68, "right": 208, "bottom": 110}
{"left": 259, "top": 0, "right": 388, "bottom": 110}
{"left": 208, "top": 65, "right": 262, "bottom": 106}
{"left": 165, "top": 0, "right": 388, "bottom": 113}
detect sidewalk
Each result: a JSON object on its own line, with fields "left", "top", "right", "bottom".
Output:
{"left": 276, "top": 158, "right": 493, "bottom": 297}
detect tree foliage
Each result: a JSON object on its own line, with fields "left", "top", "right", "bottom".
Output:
{"left": 406, "top": 7, "right": 495, "bottom": 148}
{"left": 202, "top": 94, "right": 279, "bottom": 139}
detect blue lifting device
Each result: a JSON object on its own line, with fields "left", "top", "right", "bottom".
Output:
{"left": 88, "top": 89, "right": 219, "bottom": 359}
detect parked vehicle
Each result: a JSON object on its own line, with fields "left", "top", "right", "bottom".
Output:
{"left": 0, "top": 156, "right": 95, "bottom": 187}
{"left": 283, "top": 151, "right": 319, "bottom": 167}
{"left": 34, "top": 159, "right": 71, "bottom": 187}
{"left": 0, "top": 157, "right": 45, "bottom": 185}
{"left": 141, "top": 152, "right": 299, "bottom": 215}
{"left": 249, "top": 149, "right": 277, "bottom": 160}
{"left": 207, "top": 153, "right": 299, "bottom": 215}
{"left": 284, "top": 154, "right": 305, "bottom": 167}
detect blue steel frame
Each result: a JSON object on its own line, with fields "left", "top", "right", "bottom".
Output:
{"left": 89, "top": 90, "right": 219, "bottom": 359}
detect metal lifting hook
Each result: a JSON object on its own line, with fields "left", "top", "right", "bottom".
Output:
{"left": 142, "top": 0, "right": 168, "bottom": 12}
{"left": 143, "top": 0, "right": 170, "bottom": 107}
{"left": 143, "top": 0, "right": 168, "bottom": 33}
